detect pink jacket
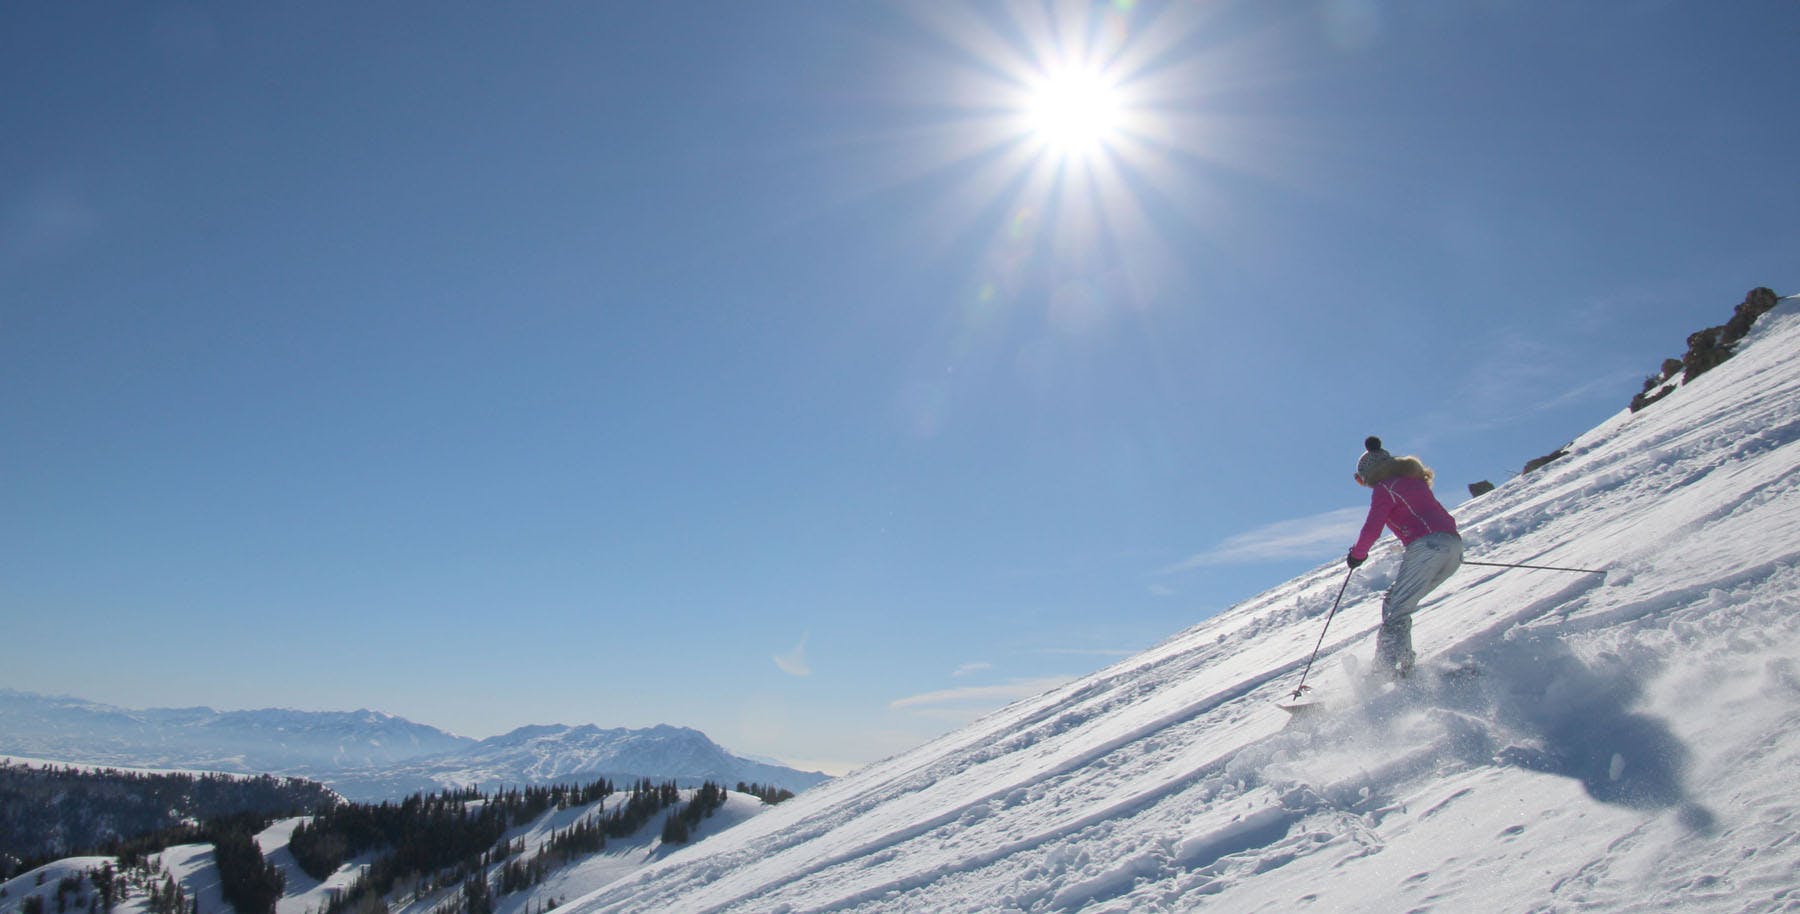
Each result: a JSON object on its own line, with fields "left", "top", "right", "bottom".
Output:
{"left": 1350, "top": 476, "right": 1459, "bottom": 561}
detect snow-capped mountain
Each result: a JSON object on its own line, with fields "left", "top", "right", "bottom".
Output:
{"left": 0, "top": 691, "right": 827, "bottom": 802}
{"left": 564, "top": 294, "right": 1800, "bottom": 913}
{"left": 0, "top": 690, "right": 471, "bottom": 771}
{"left": 327, "top": 724, "right": 832, "bottom": 801}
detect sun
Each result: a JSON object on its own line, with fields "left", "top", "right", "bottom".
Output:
{"left": 870, "top": 0, "right": 1245, "bottom": 329}
{"left": 1024, "top": 65, "right": 1124, "bottom": 159}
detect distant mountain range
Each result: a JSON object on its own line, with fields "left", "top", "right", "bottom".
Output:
{"left": 323, "top": 723, "right": 831, "bottom": 801}
{"left": 0, "top": 689, "right": 828, "bottom": 801}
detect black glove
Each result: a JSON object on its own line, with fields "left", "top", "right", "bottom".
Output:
{"left": 1345, "top": 552, "right": 1365, "bottom": 569}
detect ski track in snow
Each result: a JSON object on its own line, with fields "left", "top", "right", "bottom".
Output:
{"left": 559, "top": 303, "right": 1800, "bottom": 914}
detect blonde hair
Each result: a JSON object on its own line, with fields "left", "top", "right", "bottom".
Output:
{"left": 1364, "top": 455, "right": 1435, "bottom": 487}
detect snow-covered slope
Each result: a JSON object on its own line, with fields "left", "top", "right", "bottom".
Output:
{"left": 0, "top": 848, "right": 228, "bottom": 914}
{"left": 568, "top": 299, "right": 1800, "bottom": 914}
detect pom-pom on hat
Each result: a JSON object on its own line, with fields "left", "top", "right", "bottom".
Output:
{"left": 1356, "top": 436, "right": 1394, "bottom": 482}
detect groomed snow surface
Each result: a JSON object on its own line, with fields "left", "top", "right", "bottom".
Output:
{"left": 567, "top": 301, "right": 1800, "bottom": 913}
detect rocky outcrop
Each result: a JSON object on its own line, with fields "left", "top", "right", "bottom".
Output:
{"left": 1522, "top": 446, "right": 1570, "bottom": 476}
{"left": 1631, "top": 287, "right": 1783, "bottom": 412}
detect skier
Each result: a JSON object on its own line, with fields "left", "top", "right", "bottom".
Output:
{"left": 1346, "top": 436, "right": 1462, "bottom": 680}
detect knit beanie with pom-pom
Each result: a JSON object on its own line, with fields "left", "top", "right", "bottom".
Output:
{"left": 1356, "top": 436, "right": 1394, "bottom": 482}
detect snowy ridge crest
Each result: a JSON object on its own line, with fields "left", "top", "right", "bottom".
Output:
{"left": 566, "top": 299, "right": 1800, "bottom": 914}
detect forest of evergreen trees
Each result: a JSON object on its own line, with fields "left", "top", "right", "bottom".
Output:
{"left": 10, "top": 765, "right": 798, "bottom": 914}
{"left": 659, "top": 782, "right": 728, "bottom": 844}
{"left": 291, "top": 779, "right": 682, "bottom": 914}
{"left": 733, "top": 782, "right": 796, "bottom": 806}
{"left": 294, "top": 777, "right": 790, "bottom": 914}
{"left": 0, "top": 763, "right": 335, "bottom": 879}
{"left": 207, "top": 824, "right": 283, "bottom": 914}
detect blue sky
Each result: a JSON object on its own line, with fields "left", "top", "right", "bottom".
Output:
{"left": 2, "top": 1, "right": 1796, "bottom": 775}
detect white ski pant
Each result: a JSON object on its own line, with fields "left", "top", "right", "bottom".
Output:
{"left": 1376, "top": 532, "right": 1463, "bottom": 673}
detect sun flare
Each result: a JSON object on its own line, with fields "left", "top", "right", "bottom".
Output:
{"left": 878, "top": 0, "right": 1238, "bottom": 331}
{"left": 1024, "top": 65, "right": 1124, "bottom": 158}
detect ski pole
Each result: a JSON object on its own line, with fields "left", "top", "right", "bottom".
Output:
{"left": 1289, "top": 567, "right": 1355, "bottom": 700}
{"left": 1462, "top": 559, "right": 1605, "bottom": 575}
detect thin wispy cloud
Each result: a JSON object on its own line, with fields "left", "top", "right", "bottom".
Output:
{"left": 773, "top": 633, "right": 812, "bottom": 677}
{"left": 889, "top": 677, "right": 1076, "bottom": 722}
{"left": 1162, "top": 507, "right": 1366, "bottom": 572}
{"left": 1427, "top": 330, "right": 1642, "bottom": 436}
{"left": 952, "top": 661, "right": 994, "bottom": 678}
